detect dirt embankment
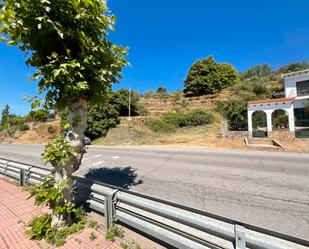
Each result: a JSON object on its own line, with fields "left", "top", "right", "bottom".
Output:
{"left": 7, "top": 121, "right": 60, "bottom": 144}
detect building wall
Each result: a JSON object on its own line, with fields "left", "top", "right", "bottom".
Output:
{"left": 294, "top": 99, "right": 309, "bottom": 109}
{"left": 284, "top": 73, "right": 309, "bottom": 98}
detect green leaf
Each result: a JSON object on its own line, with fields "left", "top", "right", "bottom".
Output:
{"left": 77, "top": 81, "right": 88, "bottom": 90}
{"left": 53, "top": 69, "right": 61, "bottom": 78}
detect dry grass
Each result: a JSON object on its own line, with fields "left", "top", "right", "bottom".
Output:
{"left": 94, "top": 111, "right": 224, "bottom": 147}
{"left": 93, "top": 124, "right": 250, "bottom": 149}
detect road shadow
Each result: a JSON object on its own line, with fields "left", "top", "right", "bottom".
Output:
{"left": 84, "top": 166, "right": 143, "bottom": 189}
{"left": 75, "top": 166, "right": 143, "bottom": 209}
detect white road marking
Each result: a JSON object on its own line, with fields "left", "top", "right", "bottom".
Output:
{"left": 90, "top": 161, "right": 106, "bottom": 167}
{"left": 83, "top": 155, "right": 102, "bottom": 161}
{"left": 112, "top": 156, "right": 120, "bottom": 160}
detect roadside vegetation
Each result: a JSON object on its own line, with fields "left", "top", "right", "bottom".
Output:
{"left": 1, "top": 60, "right": 309, "bottom": 145}
{"left": 0, "top": 104, "right": 57, "bottom": 139}
{"left": 146, "top": 109, "right": 213, "bottom": 133}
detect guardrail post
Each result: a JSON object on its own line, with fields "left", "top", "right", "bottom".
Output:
{"left": 4, "top": 161, "right": 8, "bottom": 176}
{"left": 19, "top": 169, "right": 26, "bottom": 186}
{"left": 235, "top": 224, "right": 246, "bottom": 249}
{"left": 104, "top": 190, "right": 118, "bottom": 230}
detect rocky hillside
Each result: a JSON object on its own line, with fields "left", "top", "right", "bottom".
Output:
{"left": 140, "top": 90, "right": 231, "bottom": 115}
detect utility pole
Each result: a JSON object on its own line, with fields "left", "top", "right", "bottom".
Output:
{"left": 128, "top": 86, "right": 131, "bottom": 118}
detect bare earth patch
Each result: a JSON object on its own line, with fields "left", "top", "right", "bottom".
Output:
{"left": 12, "top": 121, "right": 60, "bottom": 145}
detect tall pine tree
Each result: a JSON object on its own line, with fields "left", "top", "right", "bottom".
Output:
{"left": 1, "top": 104, "right": 10, "bottom": 131}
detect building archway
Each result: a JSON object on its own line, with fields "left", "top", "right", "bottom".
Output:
{"left": 252, "top": 110, "right": 267, "bottom": 137}
{"left": 272, "top": 109, "right": 289, "bottom": 131}
{"left": 248, "top": 98, "right": 295, "bottom": 137}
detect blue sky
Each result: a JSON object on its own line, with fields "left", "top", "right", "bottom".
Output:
{"left": 1, "top": 0, "right": 309, "bottom": 115}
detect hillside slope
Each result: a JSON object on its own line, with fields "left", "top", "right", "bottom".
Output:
{"left": 11, "top": 121, "right": 60, "bottom": 144}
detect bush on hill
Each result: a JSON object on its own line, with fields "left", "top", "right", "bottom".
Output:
{"left": 147, "top": 109, "right": 213, "bottom": 133}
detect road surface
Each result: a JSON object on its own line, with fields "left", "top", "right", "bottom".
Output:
{"left": 0, "top": 144, "right": 308, "bottom": 240}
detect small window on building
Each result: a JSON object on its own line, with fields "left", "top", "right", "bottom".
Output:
{"left": 296, "top": 80, "right": 309, "bottom": 97}
{"left": 295, "top": 108, "right": 309, "bottom": 121}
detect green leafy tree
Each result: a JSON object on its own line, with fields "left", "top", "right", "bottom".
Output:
{"left": 241, "top": 64, "right": 272, "bottom": 79}
{"left": 1, "top": 104, "right": 10, "bottom": 131}
{"left": 277, "top": 61, "right": 309, "bottom": 74}
{"left": 156, "top": 86, "right": 167, "bottom": 95}
{"left": 27, "top": 109, "right": 49, "bottom": 122}
{"left": 0, "top": 0, "right": 127, "bottom": 228}
{"left": 215, "top": 100, "right": 248, "bottom": 126}
{"left": 111, "top": 89, "right": 141, "bottom": 116}
{"left": 184, "top": 56, "right": 238, "bottom": 96}
{"left": 85, "top": 102, "right": 120, "bottom": 140}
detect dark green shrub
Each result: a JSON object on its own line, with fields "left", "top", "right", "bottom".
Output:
{"left": 85, "top": 103, "right": 120, "bottom": 139}
{"left": 33, "top": 109, "right": 49, "bottom": 122}
{"left": 215, "top": 100, "right": 248, "bottom": 124}
{"left": 146, "top": 119, "right": 177, "bottom": 133}
{"left": 147, "top": 109, "right": 213, "bottom": 133}
{"left": 27, "top": 109, "right": 49, "bottom": 122}
{"left": 157, "top": 86, "right": 167, "bottom": 95}
{"left": 252, "top": 82, "right": 268, "bottom": 96}
{"left": 184, "top": 109, "right": 213, "bottom": 126}
{"left": 19, "top": 123, "right": 30, "bottom": 131}
{"left": 161, "top": 111, "right": 186, "bottom": 127}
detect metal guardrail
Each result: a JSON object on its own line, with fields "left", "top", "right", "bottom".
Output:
{"left": 0, "top": 158, "right": 309, "bottom": 249}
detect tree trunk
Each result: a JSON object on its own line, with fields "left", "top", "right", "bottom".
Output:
{"left": 51, "top": 98, "right": 88, "bottom": 228}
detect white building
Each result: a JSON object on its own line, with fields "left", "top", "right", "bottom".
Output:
{"left": 247, "top": 69, "right": 309, "bottom": 137}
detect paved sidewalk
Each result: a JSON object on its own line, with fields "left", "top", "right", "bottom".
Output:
{"left": 0, "top": 177, "right": 120, "bottom": 249}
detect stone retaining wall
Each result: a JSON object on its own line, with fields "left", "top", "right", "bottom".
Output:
{"left": 220, "top": 120, "right": 250, "bottom": 138}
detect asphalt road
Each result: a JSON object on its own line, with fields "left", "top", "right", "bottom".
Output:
{"left": 0, "top": 144, "right": 308, "bottom": 240}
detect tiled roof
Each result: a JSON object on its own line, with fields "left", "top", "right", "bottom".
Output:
{"left": 248, "top": 97, "right": 294, "bottom": 105}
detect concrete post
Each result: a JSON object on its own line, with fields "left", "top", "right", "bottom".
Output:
{"left": 247, "top": 110, "right": 253, "bottom": 134}
{"left": 287, "top": 107, "right": 295, "bottom": 132}
{"left": 266, "top": 110, "right": 273, "bottom": 133}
